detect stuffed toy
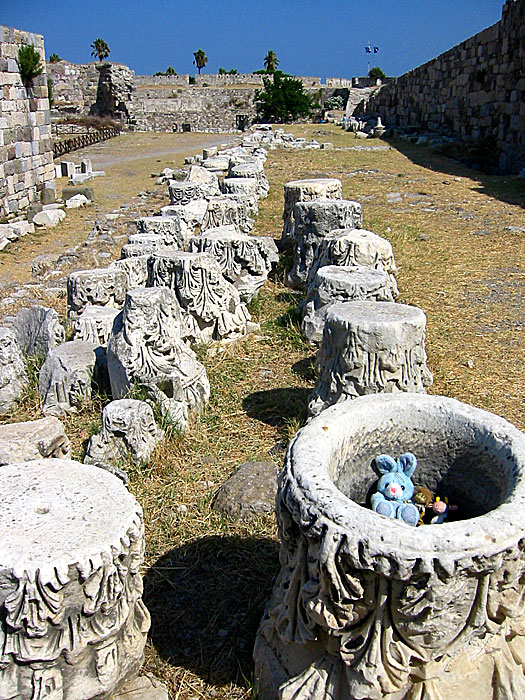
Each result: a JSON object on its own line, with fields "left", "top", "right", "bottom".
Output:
{"left": 413, "top": 486, "right": 434, "bottom": 526}
{"left": 370, "top": 453, "right": 419, "bottom": 527}
{"left": 430, "top": 496, "right": 458, "bottom": 524}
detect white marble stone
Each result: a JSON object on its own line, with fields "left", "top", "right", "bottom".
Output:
{"left": 0, "top": 327, "right": 28, "bottom": 414}
{"left": 67, "top": 268, "right": 128, "bottom": 320}
{"left": 0, "top": 416, "right": 71, "bottom": 464}
{"left": 39, "top": 340, "right": 96, "bottom": 417}
{"left": 159, "top": 199, "right": 208, "bottom": 246}
{"left": 110, "top": 256, "right": 150, "bottom": 289}
{"left": 185, "top": 163, "right": 221, "bottom": 197}
{"left": 73, "top": 305, "right": 121, "bottom": 346}
{"left": 281, "top": 177, "right": 342, "bottom": 248}
{"left": 135, "top": 216, "right": 186, "bottom": 248}
{"left": 168, "top": 181, "right": 207, "bottom": 206}
{"left": 12, "top": 305, "right": 65, "bottom": 357}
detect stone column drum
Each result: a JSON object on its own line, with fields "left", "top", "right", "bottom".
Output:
{"left": 281, "top": 178, "right": 343, "bottom": 249}
{"left": 254, "top": 393, "right": 525, "bottom": 700}
{"left": 309, "top": 301, "right": 433, "bottom": 416}
{"left": 0, "top": 459, "right": 150, "bottom": 700}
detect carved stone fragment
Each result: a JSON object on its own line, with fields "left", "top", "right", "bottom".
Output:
{"left": 213, "top": 461, "right": 279, "bottom": 520}
{"left": 201, "top": 195, "right": 253, "bottom": 234}
{"left": 316, "top": 227, "right": 399, "bottom": 294}
{"left": 147, "top": 250, "right": 252, "bottom": 344}
{"left": 185, "top": 164, "right": 221, "bottom": 197}
{"left": 135, "top": 216, "right": 186, "bottom": 248}
{"left": 190, "top": 226, "right": 278, "bottom": 302}
{"left": 120, "top": 242, "right": 162, "bottom": 259}
{"left": 0, "top": 327, "right": 28, "bottom": 414}
{"left": 107, "top": 287, "right": 210, "bottom": 431}
{"left": 74, "top": 305, "right": 120, "bottom": 346}
{"left": 281, "top": 177, "right": 343, "bottom": 249}
{"left": 221, "top": 177, "right": 259, "bottom": 215}
{"left": 110, "top": 256, "right": 150, "bottom": 289}
{"left": 309, "top": 301, "right": 433, "bottom": 416}
{"left": 85, "top": 399, "right": 163, "bottom": 465}
{"left": 168, "top": 181, "right": 206, "bottom": 206}
{"left": 160, "top": 199, "right": 208, "bottom": 244}
{"left": 12, "top": 305, "right": 65, "bottom": 357}
{"left": 286, "top": 199, "right": 363, "bottom": 289}
{"left": 254, "top": 393, "right": 525, "bottom": 700}
{"left": 0, "top": 416, "right": 71, "bottom": 464}
{"left": 228, "top": 161, "right": 269, "bottom": 198}
{"left": 0, "top": 459, "right": 150, "bottom": 699}
{"left": 39, "top": 340, "right": 96, "bottom": 416}
{"left": 302, "top": 265, "right": 396, "bottom": 345}
{"left": 67, "top": 268, "right": 127, "bottom": 320}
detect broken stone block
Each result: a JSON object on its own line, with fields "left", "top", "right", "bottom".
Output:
{"left": 185, "top": 164, "right": 221, "bottom": 197}
{"left": 281, "top": 177, "right": 343, "bottom": 248}
{"left": 0, "top": 416, "right": 71, "bottom": 464}
{"left": 107, "top": 287, "right": 210, "bottom": 431}
{"left": 135, "top": 216, "right": 186, "bottom": 248}
{"left": 0, "top": 458, "right": 150, "bottom": 700}
{"left": 0, "top": 327, "right": 28, "bottom": 414}
{"left": 228, "top": 161, "right": 269, "bottom": 198}
{"left": 73, "top": 305, "right": 120, "bottom": 346}
{"left": 201, "top": 195, "right": 253, "bottom": 234}
{"left": 168, "top": 181, "right": 207, "bottom": 206}
{"left": 67, "top": 268, "right": 128, "bottom": 320}
{"left": 120, "top": 242, "right": 163, "bottom": 259}
{"left": 286, "top": 199, "right": 363, "bottom": 289}
{"left": 190, "top": 226, "right": 278, "bottom": 302}
{"left": 317, "top": 228, "right": 398, "bottom": 294}
{"left": 221, "top": 177, "right": 259, "bottom": 215}
{"left": 302, "top": 265, "right": 396, "bottom": 345}
{"left": 12, "top": 305, "right": 65, "bottom": 357}
{"left": 159, "top": 199, "right": 208, "bottom": 245}
{"left": 84, "top": 399, "right": 163, "bottom": 465}
{"left": 147, "top": 250, "right": 252, "bottom": 344}
{"left": 212, "top": 461, "right": 279, "bottom": 520}
{"left": 308, "top": 301, "right": 433, "bottom": 416}
{"left": 65, "top": 193, "right": 89, "bottom": 208}
{"left": 38, "top": 340, "right": 97, "bottom": 416}
{"left": 110, "top": 256, "right": 150, "bottom": 289}
{"left": 33, "top": 208, "right": 66, "bottom": 228}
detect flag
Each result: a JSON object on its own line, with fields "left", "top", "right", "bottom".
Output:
{"left": 365, "top": 45, "right": 372, "bottom": 54}
{"left": 374, "top": 46, "right": 379, "bottom": 53}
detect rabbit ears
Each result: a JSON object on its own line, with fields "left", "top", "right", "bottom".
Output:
{"left": 374, "top": 452, "right": 417, "bottom": 478}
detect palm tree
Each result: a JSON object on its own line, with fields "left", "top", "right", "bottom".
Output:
{"left": 193, "top": 49, "right": 208, "bottom": 75}
{"left": 264, "top": 50, "right": 279, "bottom": 73}
{"left": 91, "top": 38, "right": 110, "bottom": 62}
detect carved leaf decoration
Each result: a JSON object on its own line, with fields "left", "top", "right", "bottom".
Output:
{"left": 4, "top": 572, "right": 63, "bottom": 636}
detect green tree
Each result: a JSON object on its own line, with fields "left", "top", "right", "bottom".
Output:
{"left": 16, "top": 45, "right": 44, "bottom": 90}
{"left": 254, "top": 71, "right": 315, "bottom": 123}
{"left": 368, "top": 66, "right": 386, "bottom": 80}
{"left": 219, "top": 67, "right": 238, "bottom": 75}
{"left": 91, "top": 38, "right": 110, "bottom": 62}
{"left": 48, "top": 53, "right": 61, "bottom": 63}
{"left": 193, "top": 49, "right": 208, "bottom": 74}
{"left": 263, "top": 50, "right": 279, "bottom": 73}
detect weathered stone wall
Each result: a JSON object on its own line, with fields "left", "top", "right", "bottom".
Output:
{"left": 135, "top": 74, "right": 190, "bottom": 86}
{"left": 47, "top": 61, "right": 99, "bottom": 114}
{"left": 193, "top": 74, "right": 321, "bottom": 87}
{"left": 0, "top": 25, "right": 55, "bottom": 216}
{"left": 130, "top": 86, "right": 256, "bottom": 132}
{"left": 358, "top": 0, "right": 525, "bottom": 173}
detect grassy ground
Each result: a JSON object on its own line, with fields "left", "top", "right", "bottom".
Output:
{"left": 1, "top": 124, "right": 524, "bottom": 699}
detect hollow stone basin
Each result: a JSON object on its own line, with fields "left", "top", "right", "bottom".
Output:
{"left": 254, "top": 393, "right": 525, "bottom": 700}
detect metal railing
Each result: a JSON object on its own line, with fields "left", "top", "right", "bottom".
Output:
{"left": 53, "top": 126, "right": 120, "bottom": 158}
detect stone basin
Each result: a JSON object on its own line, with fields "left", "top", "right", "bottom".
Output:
{"left": 254, "top": 393, "right": 525, "bottom": 700}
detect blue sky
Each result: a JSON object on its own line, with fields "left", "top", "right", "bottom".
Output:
{"left": 1, "top": 0, "right": 504, "bottom": 79}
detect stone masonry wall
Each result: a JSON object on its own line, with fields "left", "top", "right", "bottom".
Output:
{"left": 47, "top": 61, "right": 99, "bottom": 114}
{"left": 0, "top": 25, "right": 55, "bottom": 216}
{"left": 358, "top": 0, "right": 525, "bottom": 173}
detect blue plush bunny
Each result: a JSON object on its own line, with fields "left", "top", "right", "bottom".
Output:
{"left": 370, "top": 453, "right": 419, "bottom": 527}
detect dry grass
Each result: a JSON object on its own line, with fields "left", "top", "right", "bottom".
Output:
{"left": 1, "top": 125, "right": 523, "bottom": 699}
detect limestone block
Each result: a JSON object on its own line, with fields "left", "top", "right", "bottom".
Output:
{"left": 221, "top": 177, "right": 259, "bottom": 215}
{"left": 74, "top": 305, "right": 121, "bottom": 346}
{"left": 85, "top": 399, "right": 163, "bottom": 465}
{"left": 107, "top": 288, "right": 210, "bottom": 431}
{"left": 0, "top": 459, "right": 150, "bottom": 700}
{"left": 127, "top": 232, "right": 164, "bottom": 248}
{"left": 12, "top": 304, "right": 65, "bottom": 356}
{"left": 67, "top": 268, "right": 128, "bottom": 320}
{"left": 135, "top": 215, "right": 186, "bottom": 248}
{"left": 159, "top": 199, "right": 208, "bottom": 245}
{"left": 65, "top": 193, "right": 89, "bottom": 208}
{"left": 33, "top": 208, "right": 66, "bottom": 228}
{"left": 39, "top": 340, "right": 97, "bottom": 417}
{"left": 281, "top": 177, "right": 343, "bottom": 248}
{"left": 168, "top": 181, "right": 206, "bottom": 206}
{"left": 302, "top": 265, "right": 396, "bottom": 345}
{"left": 286, "top": 199, "right": 363, "bottom": 289}
{"left": 0, "top": 327, "right": 28, "bottom": 414}
{"left": 110, "top": 256, "right": 150, "bottom": 289}
{"left": 0, "top": 416, "right": 71, "bottom": 464}
{"left": 190, "top": 226, "right": 278, "bottom": 301}
{"left": 185, "top": 164, "right": 220, "bottom": 197}
{"left": 147, "top": 250, "right": 252, "bottom": 344}
{"left": 212, "top": 461, "right": 279, "bottom": 520}
{"left": 254, "top": 393, "right": 525, "bottom": 700}
{"left": 317, "top": 227, "right": 398, "bottom": 293}
{"left": 228, "top": 161, "right": 269, "bottom": 198}
{"left": 201, "top": 195, "right": 253, "bottom": 234}
{"left": 121, "top": 242, "right": 162, "bottom": 259}
{"left": 308, "top": 301, "right": 433, "bottom": 416}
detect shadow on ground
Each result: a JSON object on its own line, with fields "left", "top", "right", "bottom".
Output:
{"left": 243, "top": 387, "right": 310, "bottom": 428}
{"left": 144, "top": 535, "right": 280, "bottom": 687}
{"left": 388, "top": 138, "right": 525, "bottom": 208}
